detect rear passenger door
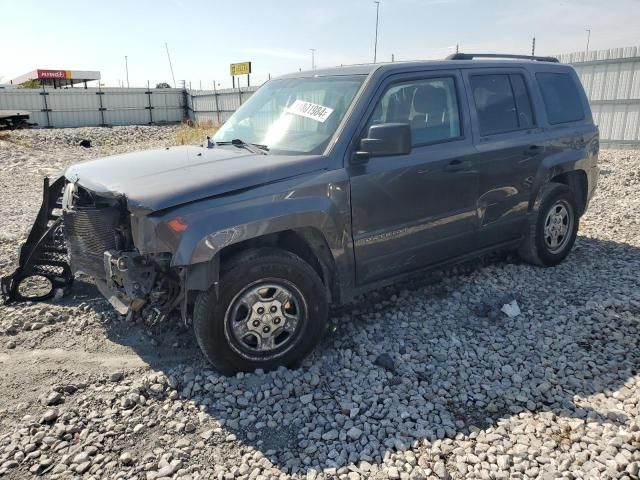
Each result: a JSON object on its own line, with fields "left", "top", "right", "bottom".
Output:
{"left": 462, "top": 69, "right": 547, "bottom": 247}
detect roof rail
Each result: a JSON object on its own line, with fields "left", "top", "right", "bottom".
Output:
{"left": 446, "top": 53, "right": 559, "bottom": 63}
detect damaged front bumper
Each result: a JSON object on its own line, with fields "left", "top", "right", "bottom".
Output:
{"left": 98, "top": 250, "right": 157, "bottom": 314}
{"left": 1, "top": 177, "right": 74, "bottom": 302}
{"left": 2, "top": 177, "right": 182, "bottom": 317}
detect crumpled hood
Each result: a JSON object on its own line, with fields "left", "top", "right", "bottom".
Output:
{"left": 64, "top": 145, "right": 328, "bottom": 214}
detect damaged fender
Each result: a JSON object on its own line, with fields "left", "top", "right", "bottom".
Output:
{"left": 133, "top": 170, "right": 356, "bottom": 300}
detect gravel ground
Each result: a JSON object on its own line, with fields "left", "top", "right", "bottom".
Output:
{"left": 0, "top": 126, "right": 639, "bottom": 480}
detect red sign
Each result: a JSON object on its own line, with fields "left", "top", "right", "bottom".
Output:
{"left": 37, "top": 69, "right": 70, "bottom": 80}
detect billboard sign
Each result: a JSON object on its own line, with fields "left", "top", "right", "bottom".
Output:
{"left": 230, "top": 62, "right": 251, "bottom": 76}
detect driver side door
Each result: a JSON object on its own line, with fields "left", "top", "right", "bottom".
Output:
{"left": 348, "top": 71, "right": 479, "bottom": 284}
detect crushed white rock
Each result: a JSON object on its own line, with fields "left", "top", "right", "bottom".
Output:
{"left": 501, "top": 300, "right": 521, "bottom": 318}
{"left": 0, "top": 129, "right": 639, "bottom": 479}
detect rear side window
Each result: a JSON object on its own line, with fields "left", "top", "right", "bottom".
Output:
{"left": 470, "top": 74, "right": 535, "bottom": 136}
{"left": 536, "top": 72, "right": 584, "bottom": 124}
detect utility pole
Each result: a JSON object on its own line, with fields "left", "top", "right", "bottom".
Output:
{"left": 310, "top": 48, "right": 316, "bottom": 70}
{"left": 373, "top": 1, "right": 380, "bottom": 63}
{"left": 585, "top": 29, "right": 591, "bottom": 54}
{"left": 455, "top": 44, "right": 459, "bottom": 54}
{"left": 531, "top": 36, "right": 536, "bottom": 56}
{"left": 165, "top": 42, "right": 177, "bottom": 88}
{"left": 124, "top": 56, "right": 129, "bottom": 88}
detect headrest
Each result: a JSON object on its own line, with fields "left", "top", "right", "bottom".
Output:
{"left": 413, "top": 85, "right": 447, "bottom": 114}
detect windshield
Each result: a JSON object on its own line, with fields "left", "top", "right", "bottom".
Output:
{"left": 214, "top": 75, "right": 365, "bottom": 155}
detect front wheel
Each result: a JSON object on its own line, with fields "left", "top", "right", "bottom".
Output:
{"left": 518, "top": 183, "right": 579, "bottom": 267}
{"left": 193, "top": 248, "right": 328, "bottom": 374}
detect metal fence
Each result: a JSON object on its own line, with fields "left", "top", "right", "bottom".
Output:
{"left": 187, "top": 87, "right": 259, "bottom": 124}
{"left": 557, "top": 46, "right": 640, "bottom": 145}
{"left": 0, "top": 87, "right": 185, "bottom": 128}
{"left": 188, "top": 47, "right": 640, "bottom": 145}
{"left": 2, "top": 46, "right": 640, "bottom": 145}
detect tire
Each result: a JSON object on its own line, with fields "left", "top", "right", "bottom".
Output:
{"left": 193, "top": 248, "right": 328, "bottom": 375}
{"left": 518, "top": 182, "right": 579, "bottom": 267}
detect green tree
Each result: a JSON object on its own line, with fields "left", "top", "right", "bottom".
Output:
{"left": 18, "top": 79, "right": 41, "bottom": 89}
{"left": 155, "top": 82, "right": 171, "bottom": 89}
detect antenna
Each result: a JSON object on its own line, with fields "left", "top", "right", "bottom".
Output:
{"left": 165, "top": 42, "right": 176, "bottom": 88}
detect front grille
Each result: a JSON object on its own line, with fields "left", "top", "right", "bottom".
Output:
{"left": 63, "top": 206, "right": 120, "bottom": 279}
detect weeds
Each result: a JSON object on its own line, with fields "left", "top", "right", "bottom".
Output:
{"left": 174, "top": 120, "right": 219, "bottom": 146}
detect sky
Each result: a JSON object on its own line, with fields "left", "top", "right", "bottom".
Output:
{"left": 1, "top": 0, "right": 638, "bottom": 89}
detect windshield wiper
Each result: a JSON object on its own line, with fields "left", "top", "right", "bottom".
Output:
{"left": 215, "top": 138, "right": 269, "bottom": 155}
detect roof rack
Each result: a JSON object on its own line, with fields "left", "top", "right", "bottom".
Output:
{"left": 446, "top": 53, "right": 559, "bottom": 63}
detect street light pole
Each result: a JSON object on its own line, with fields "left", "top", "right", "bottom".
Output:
{"left": 310, "top": 49, "right": 316, "bottom": 70}
{"left": 585, "top": 29, "right": 591, "bottom": 54}
{"left": 373, "top": 1, "right": 380, "bottom": 63}
{"left": 124, "top": 56, "right": 129, "bottom": 88}
{"left": 531, "top": 36, "right": 536, "bottom": 56}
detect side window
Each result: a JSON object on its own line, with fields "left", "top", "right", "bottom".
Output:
{"left": 536, "top": 72, "right": 585, "bottom": 124}
{"left": 366, "top": 77, "right": 461, "bottom": 146}
{"left": 509, "top": 74, "right": 535, "bottom": 129}
{"left": 470, "top": 73, "right": 535, "bottom": 136}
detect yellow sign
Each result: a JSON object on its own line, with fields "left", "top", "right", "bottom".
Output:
{"left": 230, "top": 62, "right": 252, "bottom": 76}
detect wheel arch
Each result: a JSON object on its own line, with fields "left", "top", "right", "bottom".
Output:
{"left": 184, "top": 226, "right": 340, "bottom": 305}
{"left": 549, "top": 169, "right": 588, "bottom": 216}
{"left": 531, "top": 167, "right": 589, "bottom": 217}
{"left": 218, "top": 227, "right": 339, "bottom": 303}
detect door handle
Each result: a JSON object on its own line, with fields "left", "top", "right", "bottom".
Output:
{"left": 444, "top": 159, "right": 472, "bottom": 172}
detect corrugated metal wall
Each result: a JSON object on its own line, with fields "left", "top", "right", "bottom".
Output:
{"left": 2, "top": 46, "right": 640, "bottom": 144}
{"left": 0, "top": 87, "right": 184, "bottom": 128}
{"left": 189, "top": 47, "right": 640, "bottom": 145}
{"left": 187, "top": 87, "right": 258, "bottom": 124}
{"left": 557, "top": 46, "right": 640, "bottom": 144}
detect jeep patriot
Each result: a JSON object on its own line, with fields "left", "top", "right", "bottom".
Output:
{"left": 2, "top": 53, "right": 599, "bottom": 374}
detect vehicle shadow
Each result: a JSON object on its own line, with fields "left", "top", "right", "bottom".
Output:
{"left": 95, "top": 234, "right": 640, "bottom": 475}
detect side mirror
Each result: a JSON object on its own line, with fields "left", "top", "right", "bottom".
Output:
{"left": 352, "top": 123, "right": 412, "bottom": 164}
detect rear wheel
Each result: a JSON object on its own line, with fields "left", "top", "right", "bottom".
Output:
{"left": 193, "top": 248, "right": 328, "bottom": 374}
{"left": 518, "top": 183, "right": 579, "bottom": 267}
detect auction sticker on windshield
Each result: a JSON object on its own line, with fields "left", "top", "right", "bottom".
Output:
{"left": 286, "top": 100, "right": 334, "bottom": 123}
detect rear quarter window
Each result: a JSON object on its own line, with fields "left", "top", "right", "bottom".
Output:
{"left": 536, "top": 72, "right": 585, "bottom": 124}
